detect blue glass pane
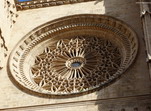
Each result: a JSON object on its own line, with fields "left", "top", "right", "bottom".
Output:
{"left": 18, "top": 0, "right": 32, "bottom": 2}
{"left": 71, "top": 62, "right": 82, "bottom": 68}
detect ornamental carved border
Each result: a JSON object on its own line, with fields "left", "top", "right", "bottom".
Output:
{"left": 15, "top": 0, "right": 95, "bottom": 11}
{"left": 8, "top": 14, "right": 138, "bottom": 97}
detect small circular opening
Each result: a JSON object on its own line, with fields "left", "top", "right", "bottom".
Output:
{"left": 71, "top": 62, "right": 82, "bottom": 68}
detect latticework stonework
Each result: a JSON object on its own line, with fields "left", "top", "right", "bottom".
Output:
{"left": 8, "top": 14, "right": 138, "bottom": 97}
{"left": 31, "top": 37, "right": 121, "bottom": 93}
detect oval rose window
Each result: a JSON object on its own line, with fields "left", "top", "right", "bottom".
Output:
{"left": 8, "top": 14, "right": 138, "bottom": 97}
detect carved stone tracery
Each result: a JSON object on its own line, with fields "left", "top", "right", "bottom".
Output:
{"left": 8, "top": 14, "right": 138, "bottom": 97}
{"left": 31, "top": 37, "right": 121, "bottom": 93}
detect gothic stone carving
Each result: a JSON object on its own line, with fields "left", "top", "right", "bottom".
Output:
{"left": 4, "top": 0, "right": 18, "bottom": 28}
{"left": 8, "top": 14, "right": 138, "bottom": 97}
{"left": 0, "top": 29, "right": 7, "bottom": 70}
{"left": 15, "top": 0, "right": 95, "bottom": 11}
{"left": 31, "top": 37, "right": 121, "bottom": 93}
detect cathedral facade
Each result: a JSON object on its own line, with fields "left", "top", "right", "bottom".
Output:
{"left": 0, "top": 0, "right": 151, "bottom": 111}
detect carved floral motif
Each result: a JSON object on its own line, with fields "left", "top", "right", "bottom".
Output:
{"left": 31, "top": 37, "right": 121, "bottom": 93}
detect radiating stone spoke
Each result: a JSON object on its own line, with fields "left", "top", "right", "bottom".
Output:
{"left": 31, "top": 37, "right": 122, "bottom": 94}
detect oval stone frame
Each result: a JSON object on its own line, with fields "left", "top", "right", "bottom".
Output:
{"left": 8, "top": 14, "right": 138, "bottom": 97}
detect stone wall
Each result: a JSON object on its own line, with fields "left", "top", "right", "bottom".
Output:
{"left": 0, "top": 0, "right": 151, "bottom": 110}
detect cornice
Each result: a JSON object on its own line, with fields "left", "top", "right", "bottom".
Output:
{"left": 15, "top": 0, "right": 95, "bottom": 11}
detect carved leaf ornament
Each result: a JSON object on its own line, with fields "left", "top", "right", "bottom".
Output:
{"left": 8, "top": 14, "right": 138, "bottom": 97}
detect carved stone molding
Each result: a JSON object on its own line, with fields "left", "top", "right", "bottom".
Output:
{"left": 15, "top": 0, "right": 95, "bottom": 11}
{"left": 4, "top": 0, "right": 18, "bottom": 28}
{"left": 0, "top": 29, "right": 8, "bottom": 70}
{"left": 8, "top": 14, "right": 138, "bottom": 97}
{"left": 0, "top": 94, "right": 151, "bottom": 110}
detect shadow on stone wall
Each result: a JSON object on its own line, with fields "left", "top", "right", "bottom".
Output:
{"left": 96, "top": 0, "right": 151, "bottom": 110}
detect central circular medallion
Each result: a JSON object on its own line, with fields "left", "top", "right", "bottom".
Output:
{"left": 66, "top": 57, "right": 86, "bottom": 69}
{"left": 8, "top": 14, "right": 138, "bottom": 97}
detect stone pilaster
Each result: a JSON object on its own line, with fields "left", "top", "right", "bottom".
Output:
{"left": 139, "top": 0, "right": 151, "bottom": 78}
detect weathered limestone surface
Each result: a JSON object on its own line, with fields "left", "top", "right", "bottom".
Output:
{"left": 0, "top": 0, "right": 151, "bottom": 110}
{"left": 140, "top": 0, "right": 151, "bottom": 78}
{"left": 1, "top": 95, "right": 151, "bottom": 111}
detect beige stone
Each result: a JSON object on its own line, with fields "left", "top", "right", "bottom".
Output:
{"left": 0, "top": 0, "right": 151, "bottom": 110}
